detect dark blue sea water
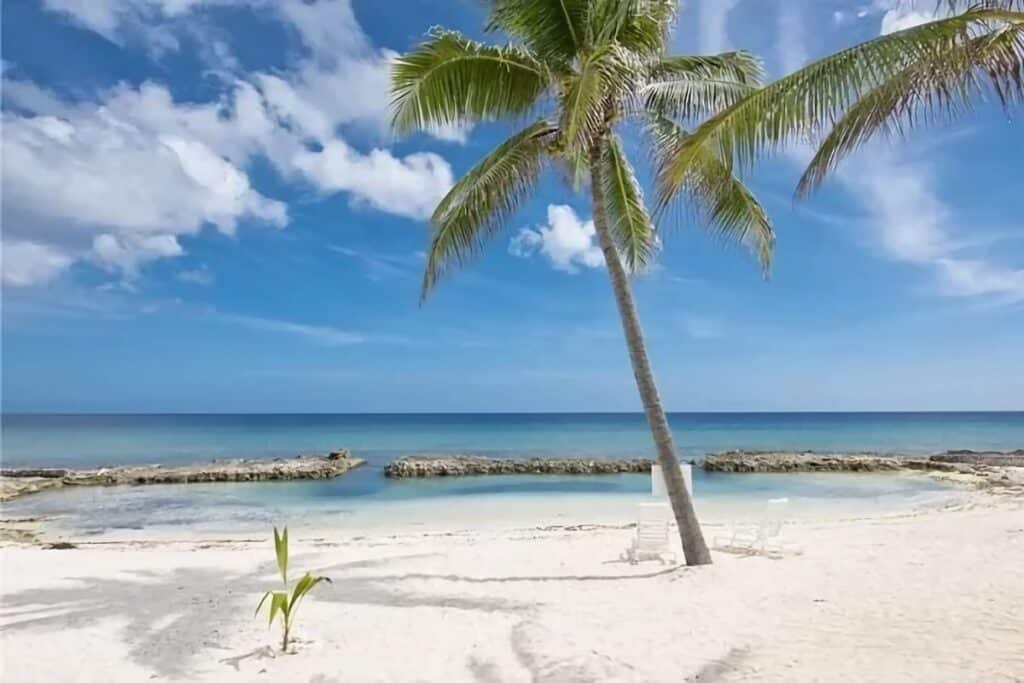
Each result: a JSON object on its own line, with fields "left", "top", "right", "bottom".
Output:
{"left": 2, "top": 412, "right": 1019, "bottom": 533}
{"left": 4, "top": 412, "right": 1022, "bottom": 468}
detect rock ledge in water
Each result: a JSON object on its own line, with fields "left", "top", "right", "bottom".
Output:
{"left": 702, "top": 451, "right": 909, "bottom": 473}
{"left": 0, "top": 450, "right": 363, "bottom": 502}
{"left": 384, "top": 455, "right": 653, "bottom": 478}
{"left": 701, "top": 450, "right": 1024, "bottom": 474}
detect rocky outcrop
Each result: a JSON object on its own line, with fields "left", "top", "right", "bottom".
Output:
{"left": 384, "top": 455, "right": 653, "bottom": 478}
{"left": 0, "top": 477, "right": 65, "bottom": 502}
{"left": 701, "top": 450, "right": 1023, "bottom": 475}
{"left": 928, "top": 450, "right": 1024, "bottom": 467}
{"left": 0, "top": 450, "right": 363, "bottom": 502}
{"left": 702, "top": 451, "right": 910, "bottom": 473}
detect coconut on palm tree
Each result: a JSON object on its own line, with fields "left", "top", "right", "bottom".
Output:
{"left": 655, "top": 0, "right": 1024, "bottom": 206}
{"left": 390, "top": 0, "right": 777, "bottom": 566}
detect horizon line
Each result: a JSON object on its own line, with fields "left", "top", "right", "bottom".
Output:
{"left": 3, "top": 410, "right": 1022, "bottom": 417}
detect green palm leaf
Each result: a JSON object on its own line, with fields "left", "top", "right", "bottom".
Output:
{"left": 641, "top": 53, "right": 763, "bottom": 122}
{"left": 651, "top": 117, "right": 774, "bottom": 271}
{"left": 273, "top": 526, "right": 288, "bottom": 584}
{"left": 650, "top": 53, "right": 765, "bottom": 86}
{"left": 391, "top": 30, "right": 550, "bottom": 135}
{"left": 657, "top": 7, "right": 1024, "bottom": 201}
{"left": 560, "top": 45, "right": 639, "bottom": 154}
{"left": 423, "top": 120, "right": 557, "bottom": 298}
{"left": 487, "top": 0, "right": 587, "bottom": 61}
{"left": 601, "top": 134, "right": 655, "bottom": 271}
{"left": 797, "top": 21, "right": 1024, "bottom": 196}
{"left": 584, "top": 0, "right": 676, "bottom": 55}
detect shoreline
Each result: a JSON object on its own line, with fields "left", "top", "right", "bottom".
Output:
{"left": 0, "top": 469, "right": 994, "bottom": 547}
{"left": 1, "top": 486, "right": 1021, "bottom": 680}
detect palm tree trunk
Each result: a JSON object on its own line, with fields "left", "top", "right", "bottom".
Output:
{"left": 588, "top": 143, "right": 713, "bottom": 567}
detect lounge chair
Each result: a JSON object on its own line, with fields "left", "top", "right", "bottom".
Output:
{"left": 621, "top": 502, "right": 676, "bottom": 565}
{"left": 715, "top": 497, "right": 792, "bottom": 555}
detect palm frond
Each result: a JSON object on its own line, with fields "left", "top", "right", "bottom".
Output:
{"left": 391, "top": 29, "right": 549, "bottom": 135}
{"left": 656, "top": 7, "right": 1024, "bottom": 204}
{"left": 941, "top": 0, "right": 1024, "bottom": 10}
{"left": 601, "top": 134, "right": 656, "bottom": 271}
{"left": 423, "top": 120, "right": 557, "bottom": 298}
{"left": 650, "top": 52, "right": 765, "bottom": 86}
{"left": 487, "top": 0, "right": 587, "bottom": 61}
{"left": 585, "top": 0, "right": 676, "bottom": 55}
{"left": 559, "top": 45, "right": 639, "bottom": 154}
{"left": 797, "top": 21, "right": 1024, "bottom": 196}
{"left": 650, "top": 117, "right": 774, "bottom": 271}
{"left": 640, "top": 52, "right": 764, "bottom": 122}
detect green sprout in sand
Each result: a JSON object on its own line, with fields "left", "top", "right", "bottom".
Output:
{"left": 255, "top": 526, "right": 330, "bottom": 652}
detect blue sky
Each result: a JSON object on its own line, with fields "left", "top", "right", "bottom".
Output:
{"left": 1, "top": 0, "right": 1022, "bottom": 413}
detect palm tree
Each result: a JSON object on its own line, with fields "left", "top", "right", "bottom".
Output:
{"left": 390, "top": 0, "right": 776, "bottom": 566}
{"left": 655, "top": 1, "right": 1024, "bottom": 205}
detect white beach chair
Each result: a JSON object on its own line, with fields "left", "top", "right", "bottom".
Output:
{"left": 715, "top": 497, "right": 791, "bottom": 555}
{"left": 621, "top": 502, "right": 676, "bottom": 565}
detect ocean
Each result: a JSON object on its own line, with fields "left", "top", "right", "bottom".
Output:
{"left": 3, "top": 412, "right": 1021, "bottom": 535}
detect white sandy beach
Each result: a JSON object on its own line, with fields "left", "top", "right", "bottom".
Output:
{"left": 1, "top": 484, "right": 1023, "bottom": 682}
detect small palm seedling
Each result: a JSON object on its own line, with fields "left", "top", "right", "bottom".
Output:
{"left": 255, "top": 526, "right": 330, "bottom": 652}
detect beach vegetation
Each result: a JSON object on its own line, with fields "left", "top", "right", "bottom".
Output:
{"left": 255, "top": 526, "right": 331, "bottom": 652}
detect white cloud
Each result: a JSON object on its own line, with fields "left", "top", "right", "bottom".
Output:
{"left": 840, "top": 153, "right": 1024, "bottom": 304}
{"left": 880, "top": 9, "right": 939, "bottom": 34}
{"left": 1, "top": 241, "right": 74, "bottom": 286}
{"left": 425, "top": 122, "right": 471, "bottom": 144}
{"left": 92, "top": 233, "right": 184, "bottom": 275}
{"left": 509, "top": 205, "right": 605, "bottom": 273}
{"left": 41, "top": 0, "right": 234, "bottom": 40}
{"left": 42, "top": 0, "right": 127, "bottom": 36}
{"left": 1, "top": 93, "right": 287, "bottom": 282}
{"left": 935, "top": 258, "right": 1024, "bottom": 300}
{"left": 7, "top": 0, "right": 459, "bottom": 287}
{"left": 294, "top": 141, "right": 452, "bottom": 220}
{"left": 38, "top": 0, "right": 459, "bottom": 143}
{"left": 697, "top": 0, "right": 740, "bottom": 54}
{"left": 876, "top": 0, "right": 950, "bottom": 35}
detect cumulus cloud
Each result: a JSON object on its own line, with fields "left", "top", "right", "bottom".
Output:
{"left": 2, "top": 109, "right": 282, "bottom": 235}
{"left": 294, "top": 142, "right": 453, "bottom": 220}
{"left": 38, "top": 0, "right": 460, "bottom": 143}
{"left": 7, "top": 0, "right": 458, "bottom": 287}
{"left": 41, "top": 0, "right": 236, "bottom": 41}
{"left": 509, "top": 205, "right": 605, "bottom": 273}
{"left": 92, "top": 233, "right": 184, "bottom": 275}
{"left": 876, "top": 0, "right": 949, "bottom": 35}
{"left": 2, "top": 241, "right": 74, "bottom": 286}
{"left": 0, "top": 89, "right": 287, "bottom": 285}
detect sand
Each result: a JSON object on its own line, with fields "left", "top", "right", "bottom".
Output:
{"left": 1, "top": 488, "right": 1023, "bottom": 682}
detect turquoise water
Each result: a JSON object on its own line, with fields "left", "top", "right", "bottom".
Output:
{"left": 2, "top": 412, "right": 1018, "bottom": 532}
{"left": 5, "top": 471, "right": 956, "bottom": 536}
